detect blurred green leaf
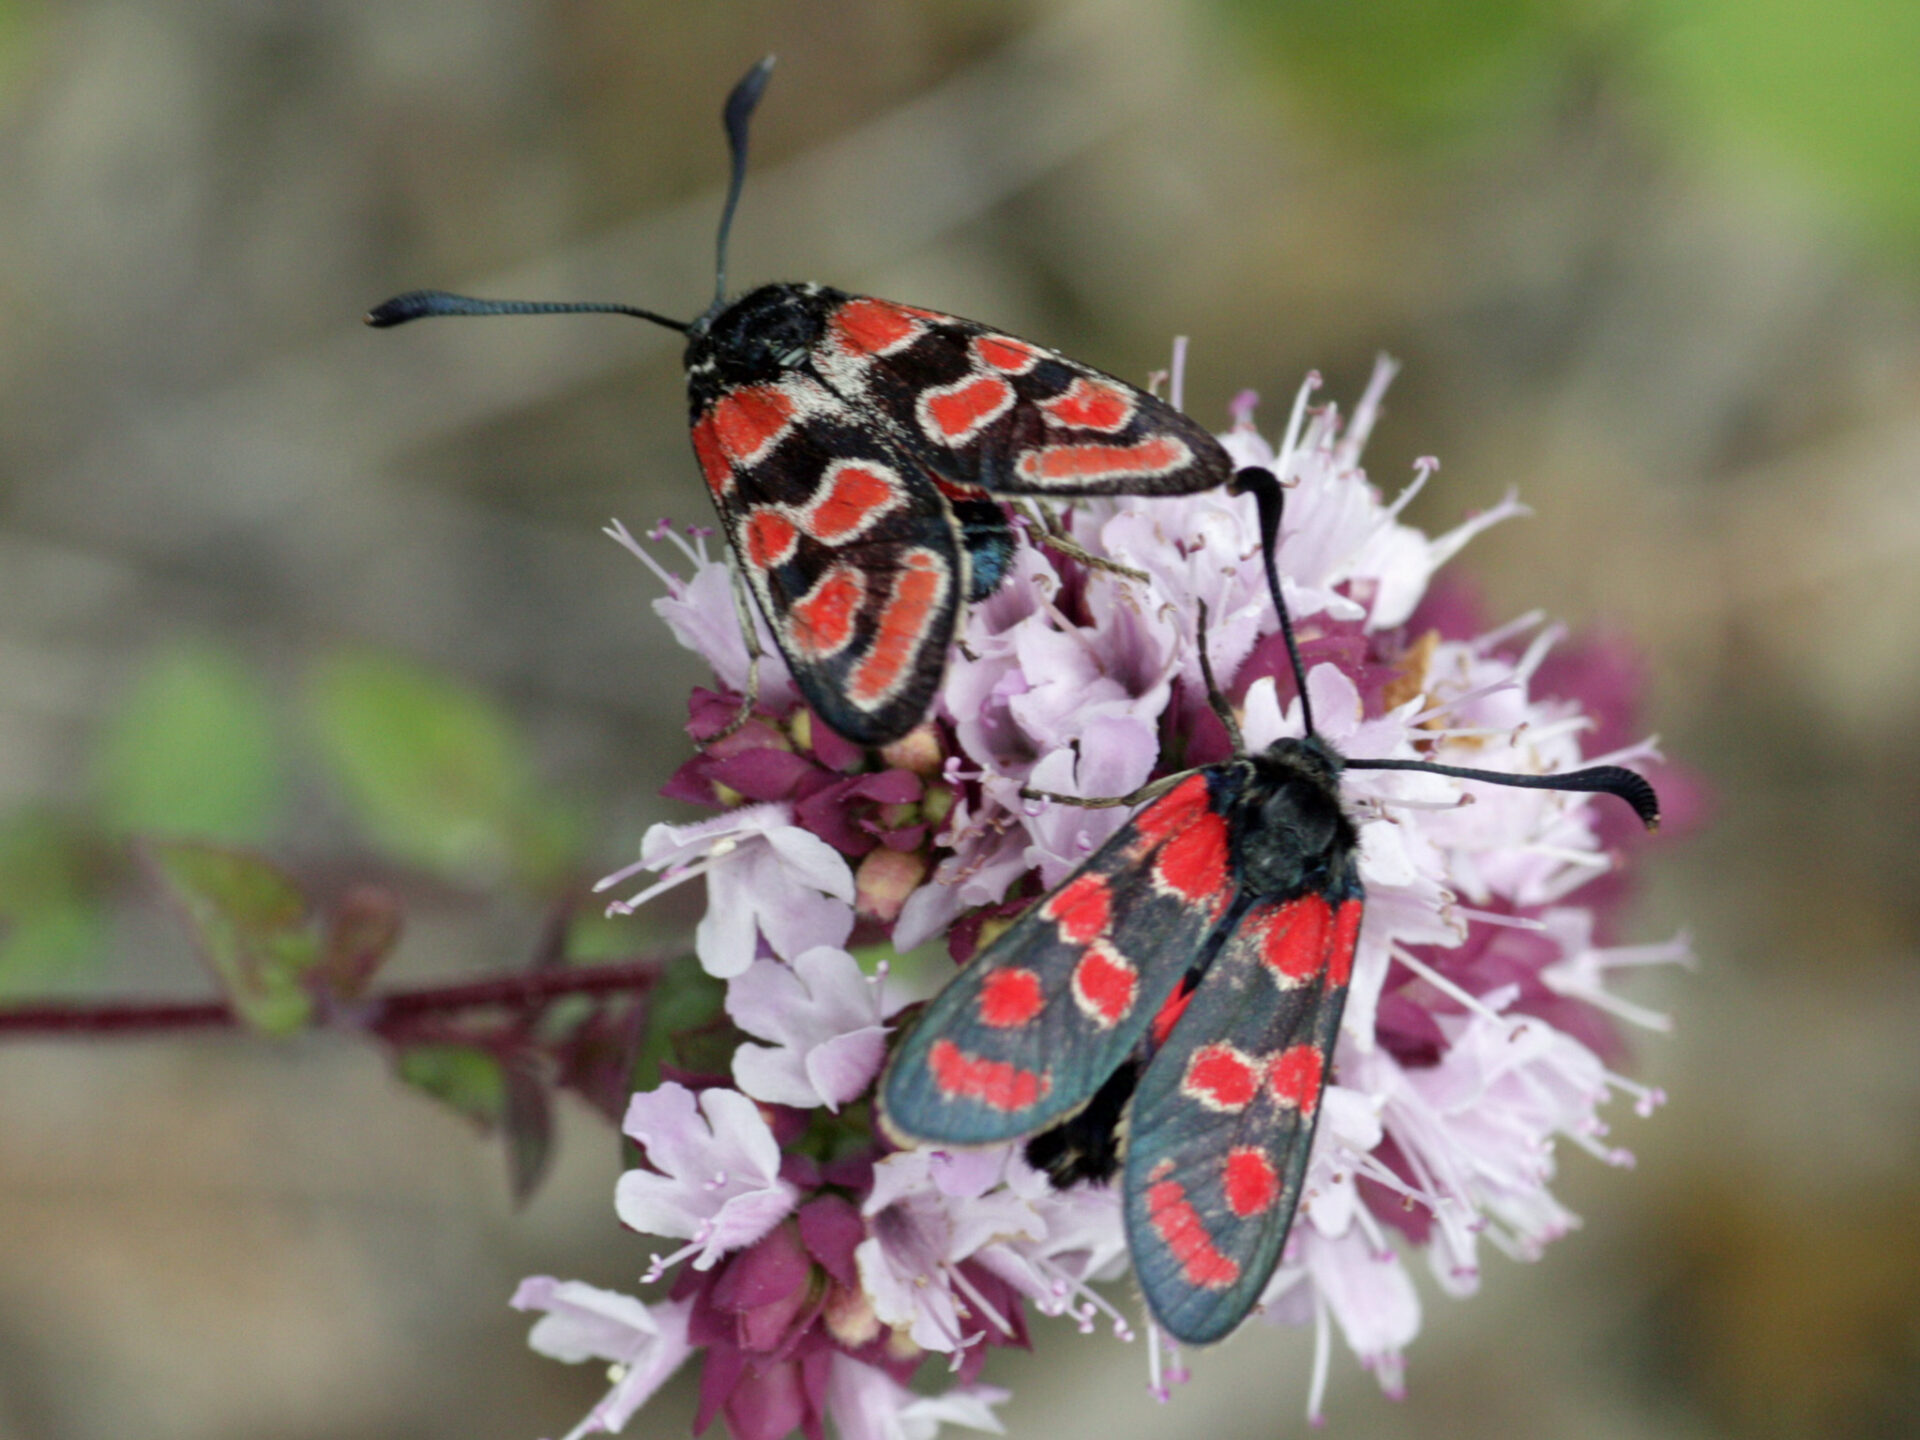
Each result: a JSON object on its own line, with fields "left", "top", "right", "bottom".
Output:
{"left": 144, "top": 840, "right": 318, "bottom": 1034}
{"left": 1215, "top": 0, "right": 1579, "bottom": 145}
{"left": 632, "top": 956, "right": 724, "bottom": 1093}
{"left": 397, "top": 1043, "right": 507, "bottom": 1127}
{"left": 1221, "top": 0, "right": 1920, "bottom": 248}
{"left": 503, "top": 1060, "right": 556, "bottom": 1204}
{"left": 94, "top": 640, "right": 283, "bottom": 842}
{"left": 1644, "top": 0, "right": 1920, "bottom": 243}
{"left": 305, "top": 651, "right": 584, "bottom": 889}
{"left": 566, "top": 905, "right": 653, "bottom": 962}
{"left": 0, "top": 811, "right": 106, "bottom": 991}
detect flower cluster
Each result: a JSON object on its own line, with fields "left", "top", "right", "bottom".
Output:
{"left": 517, "top": 359, "right": 1689, "bottom": 1439}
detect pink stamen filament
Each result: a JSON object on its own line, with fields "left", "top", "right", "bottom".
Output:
{"left": 1306, "top": 1287, "right": 1332, "bottom": 1426}
{"left": 949, "top": 1266, "right": 1016, "bottom": 1339}
{"left": 1274, "top": 372, "right": 1322, "bottom": 484}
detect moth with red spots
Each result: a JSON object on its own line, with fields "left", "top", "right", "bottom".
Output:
{"left": 366, "top": 57, "right": 1233, "bottom": 747}
{"left": 878, "top": 466, "right": 1661, "bottom": 1345}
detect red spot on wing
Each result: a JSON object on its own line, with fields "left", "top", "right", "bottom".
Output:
{"left": 927, "top": 1038, "right": 1048, "bottom": 1113}
{"left": 1042, "top": 872, "right": 1111, "bottom": 945}
{"left": 787, "top": 566, "right": 864, "bottom": 659}
{"left": 1150, "top": 983, "right": 1195, "bottom": 1047}
{"left": 691, "top": 414, "right": 732, "bottom": 498}
{"left": 1223, "top": 1147, "right": 1281, "bottom": 1218}
{"left": 1256, "top": 895, "right": 1333, "bottom": 988}
{"left": 1132, "top": 773, "right": 1211, "bottom": 845}
{"left": 1155, "top": 807, "right": 1231, "bottom": 904}
{"left": 807, "top": 462, "right": 899, "bottom": 542}
{"left": 832, "top": 299, "right": 923, "bottom": 357}
{"left": 1041, "top": 377, "right": 1134, "bottom": 433}
{"left": 713, "top": 385, "right": 797, "bottom": 465}
{"left": 1328, "top": 901, "right": 1362, "bottom": 988}
{"left": 922, "top": 375, "right": 1015, "bottom": 444}
{"left": 1146, "top": 1178, "right": 1241, "bottom": 1290}
{"left": 972, "top": 334, "right": 1040, "bottom": 374}
{"left": 1016, "top": 435, "right": 1189, "bottom": 484}
{"left": 847, "top": 550, "right": 946, "bottom": 705}
{"left": 1070, "top": 942, "right": 1138, "bottom": 1029}
{"left": 1183, "top": 1042, "right": 1261, "bottom": 1112}
{"left": 1268, "top": 1044, "right": 1325, "bottom": 1117}
{"left": 744, "top": 509, "right": 799, "bottom": 570}
{"left": 978, "top": 968, "right": 1045, "bottom": 1029}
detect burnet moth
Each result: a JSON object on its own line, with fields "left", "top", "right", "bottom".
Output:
{"left": 878, "top": 465, "right": 1661, "bottom": 1345}
{"left": 366, "top": 57, "right": 1234, "bottom": 748}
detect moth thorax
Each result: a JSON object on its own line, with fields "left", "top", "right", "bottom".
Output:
{"left": 691, "top": 282, "right": 834, "bottom": 385}
{"left": 1238, "top": 742, "right": 1357, "bottom": 898}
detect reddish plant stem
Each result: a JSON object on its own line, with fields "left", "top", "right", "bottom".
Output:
{"left": 0, "top": 957, "right": 671, "bottom": 1039}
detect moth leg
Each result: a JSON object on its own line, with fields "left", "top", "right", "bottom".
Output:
{"left": 1020, "top": 767, "right": 1200, "bottom": 811}
{"left": 1014, "top": 500, "right": 1150, "bottom": 585}
{"left": 1193, "top": 598, "right": 1244, "bottom": 755}
{"left": 702, "top": 563, "right": 765, "bottom": 747}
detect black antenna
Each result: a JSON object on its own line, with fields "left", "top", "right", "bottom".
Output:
{"left": 364, "top": 291, "right": 689, "bottom": 332}
{"left": 363, "top": 55, "right": 781, "bottom": 337}
{"left": 715, "top": 55, "right": 776, "bottom": 310}
{"left": 1230, "top": 466, "right": 1659, "bottom": 831}
{"left": 1230, "top": 466, "right": 1316, "bottom": 737}
{"left": 1344, "top": 755, "right": 1659, "bottom": 829}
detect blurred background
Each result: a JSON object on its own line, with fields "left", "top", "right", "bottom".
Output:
{"left": 2, "top": 1, "right": 1917, "bottom": 1437}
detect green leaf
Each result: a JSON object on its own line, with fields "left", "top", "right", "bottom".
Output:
{"left": 1215, "top": 0, "right": 1574, "bottom": 145}
{"left": 1644, "top": 0, "right": 1920, "bottom": 244}
{"left": 304, "top": 651, "right": 584, "bottom": 889}
{"left": 0, "top": 810, "right": 106, "bottom": 991}
{"left": 95, "top": 640, "right": 283, "bottom": 842}
{"left": 397, "top": 1043, "right": 507, "bottom": 1127}
{"left": 503, "top": 1060, "right": 556, "bottom": 1205}
{"left": 144, "top": 840, "right": 318, "bottom": 1034}
{"left": 631, "top": 957, "right": 724, "bottom": 1093}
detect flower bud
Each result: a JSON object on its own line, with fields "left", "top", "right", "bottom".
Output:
{"left": 856, "top": 847, "right": 928, "bottom": 926}
{"left": 878, "top": 723, "right": 944, "bottom": 776}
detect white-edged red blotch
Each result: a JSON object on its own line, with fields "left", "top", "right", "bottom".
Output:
{"left": 366, "top": 57, "right": 1233, "bottom": 747}
{"left": 877, "top": 465, "right": 1661, "bottom": 1345}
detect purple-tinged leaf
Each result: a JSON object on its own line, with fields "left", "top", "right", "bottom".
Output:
{"left": 143, "top": 840, "right": 318, "bottom": 1035}
{"left": 320, "top": 884, "right": 403, "bottom": 999}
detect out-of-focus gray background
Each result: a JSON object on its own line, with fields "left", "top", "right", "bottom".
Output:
{"left": 2, "top": 2, "right": 1917, "bottom": 1437}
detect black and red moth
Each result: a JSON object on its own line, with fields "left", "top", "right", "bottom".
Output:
{"left": 366, "top": 57, "right": 1233, "bottom": 747}
{"left": 878, "top": 466, "right": 1661, "bottom": 1346}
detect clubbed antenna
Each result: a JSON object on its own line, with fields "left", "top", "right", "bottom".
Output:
{"left": 715, "top": 55, "right": 776, "bottom": 310}
{"left": 1230, "top": 465, "right": 1315, "bottom": 738}
{"left": 363, "top": 56, "right": 782, "bottom": 337}
{"left": 1231, "top": 463, "right": 1659, "bottom": 830}
{"left": 1345, "top": 756, "right": 1661, "bottom": 830}
{"left": 364, "top": 291, "right": 689, "bottom": 332}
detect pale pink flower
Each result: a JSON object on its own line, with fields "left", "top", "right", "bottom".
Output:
{"left": 855, "top": 1149, "right": 1045, "bottom": 1356}
{"left": 511, "top": 1279, "right": 694, "bottom": 1436}
{"left": 605, "top": 518, "right": 797, "bottom": 708}
{"left": 825, "top": 1353, "right": 1009, "bottom": 1440}
{"left": 614, "top": 1083, "right": 797, "bottom": 1274}
{"left": 596, "top": 804, "right": 854, "bottom": 978}
{"left": 978, "top": 1156, "right": 1133, "bottom": 1337}
{"left": 726, "top": 945, "right": 898, "bottom": 1111}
